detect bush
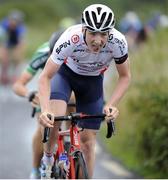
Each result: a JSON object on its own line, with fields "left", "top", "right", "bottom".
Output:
{"left": 128, "top": 79, "right": 168, "bottom": 178}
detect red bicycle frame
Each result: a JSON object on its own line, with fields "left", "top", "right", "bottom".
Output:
{"left": 54, "top": 123, "right": 81, "bottom": 179}
{"left": 43, "top": 112, "right": 115, "bottom": 179}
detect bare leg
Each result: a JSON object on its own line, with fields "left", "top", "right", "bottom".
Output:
{"left": 0, "top": 47, "right": 10, "bottom": 84}
{"left": 32, "top": 118, "right": 43, "bottom": 168}
{"left": 40, "top": 100, "right": 67, "bottom": 178}
{"left": 10, "top": 44, "right": 26, "bottom": 83}
{"left": 12, "top": 43, "right": 26, "bottom": 65}
{"left": 30, "top": 114, "right": 43, "bottom": 178}
{"left": 66, "top": 92, "right": 76, "bottom": 129}
{"left": 43, "top": 100, "right": 67, "bottom": 154}
{"left": 80, "top": 129, "right": 97, "bottom": 178}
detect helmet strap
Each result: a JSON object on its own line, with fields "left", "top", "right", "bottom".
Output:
{"left": 83, "top": 29, "right": 87, "bottom": 45}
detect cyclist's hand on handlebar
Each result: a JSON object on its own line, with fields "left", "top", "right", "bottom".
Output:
{"left": 103, "top": 105, "right": 119, "bottom": 122}
{"left": 39, "top": 112, "right": 54, "bottom": 128}
{"left": 27, "top": 91, "right": 40, "bottom": 107}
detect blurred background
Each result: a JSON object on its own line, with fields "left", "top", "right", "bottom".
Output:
{"left": 0, "top": 0, "right": 168, "bottom": 179}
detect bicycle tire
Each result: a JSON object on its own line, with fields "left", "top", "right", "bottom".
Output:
{"left": 52, "top": 157, "right": 67, "bottom": 179}
{"left": 52, "top": 163, "right": 67, "bottom": 179}
{"left": 74, "top": 151, "right": 89, "bottom": 179}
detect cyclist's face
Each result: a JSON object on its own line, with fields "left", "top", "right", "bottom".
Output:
{"left": 9, "top": 19, "right": 19, "bottom": 29}
{"left": 84, "top": 29, "right": 109, "bottom": 53}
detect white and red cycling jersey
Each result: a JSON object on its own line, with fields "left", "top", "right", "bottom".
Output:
{"left": 51, "top": 24, "right": 128, "bottom": 76}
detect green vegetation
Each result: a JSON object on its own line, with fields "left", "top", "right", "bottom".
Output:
{"left": 100, "top": 28, "right": 168, "bottom": 178}
{"left": 1, "top": 0, "right": 168, "bottom": 178}
{"left": 0, "top": 0, "right": 168, "bottom": 57}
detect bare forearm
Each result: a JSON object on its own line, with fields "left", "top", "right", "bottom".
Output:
{"left": 12, "top": 71, "right": 33, "bottom": 98}
{"left": 38, "top": 58, "right": 61, "bottom": 113}
{"left": 108, "top": 76, "right": 131, "bottom": 106}
{"left": 38, "top": 73, "right": 51, "bottom": 112}
{"left": 13, "top": 83, "right": 28, "bottom": 97}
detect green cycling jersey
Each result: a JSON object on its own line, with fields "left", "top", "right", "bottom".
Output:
{"left": 26, "top": 42, "right": 50, "bottom": 76}
{"left": 25, "top": 29, "right": 64, "bottom": 76}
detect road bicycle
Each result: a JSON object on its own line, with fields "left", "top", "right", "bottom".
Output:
{"left": 42, "top": 112, "right": 115, "bottom": 179}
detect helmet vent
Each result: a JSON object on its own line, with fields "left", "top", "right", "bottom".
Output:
{"left": 82, "top": 4, "right": 115, "bottom": 32}
{"left": 97, "top": 7, "right": 102, "bottom": 15}
{"left": 92, "top": 11, "right": 106, "bottom": 29}
{"left": 85, "top": 11, "right": 93, "bottom": 27}
{"left": 103, "top": 12, "right": 112, "bottom": 28}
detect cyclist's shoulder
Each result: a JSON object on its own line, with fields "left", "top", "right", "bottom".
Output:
{"left": 65, "top": 24, "right": 82, "bottom": 34}
{"left": 0, "top": 26, "right": 7, "bottom": 42}
{"left": 26, "top": 42, "right": 50, "bottom": 75}
{"left": 107, "top": 28, "right": 128, "bottom": 58}
{"left": 60, "top": 24, "right": 83, "bottom": 44}
{"left": 36, "top": 42, "right": 50, "bottom": 53}
{"left": 109, "top": 28, "right": 127, "bottom": 42}
{"left": 108, "top": 28, "right": 128, "bottom": 48}
{"left": 0, "top": 17, "right": 26, "bottom": 34}
{"left": 31, "top": 41, "right": 49, "bottom": 63}
{"left": 0, "top": 18, "right": 8, "bottom": 28}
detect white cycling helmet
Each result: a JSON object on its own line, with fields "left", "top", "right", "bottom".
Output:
{"left": 82, "top": 4, "right": 115, "bottom": 32}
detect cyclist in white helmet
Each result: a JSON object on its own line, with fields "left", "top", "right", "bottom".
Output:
{"left": 39, "top": 4, "right": 131, "bottom": 178}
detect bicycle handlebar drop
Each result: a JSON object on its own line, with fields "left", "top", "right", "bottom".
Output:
{"left": 42, "top": 112, "right": 115, "bottom": 143}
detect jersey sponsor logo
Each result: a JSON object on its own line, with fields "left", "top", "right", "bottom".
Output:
{"left": 56, "top": 40, "right": 71, "bottom": 54}
{"left": 76, "top": 62, "right": 105, "bottom": 72}
{"left": 108, "top": 35, "right": 126, "bottom": 47}
{"left": 112, "top": 38, "right": 126, "bottom": 55}
{"left": 73, "top": 49, "right": 85, "bottom": 52}
{"left": 31, "top": 53, "right": 48, "bottom": 70}
{"left": 108, "top": 34, "right": 113, "bottom": 41}
{"left": 57, "top": 57, "right": 64, "bottom": 62}
{"left": 100, "top": 50, "right": 113, "bottom": 53}
{"left": 71, "top": 34, "right": 79, "bottom": 44}
{"left": 73, "top": 131, "right": 79, "bottom": 146}
{"left": 77, "top": 66, "right": 102, "bottom": 73}
{"left": 73, "top": 48, "right": 112, "bottom": 53}
{"left": 73, "top": 59, "right": 79, "bottom": 63}
{"left": 119, "top": 46, "right": 124, "bottom": 55}
{"left": 114, "top": 38, "right": 126, "bottom": 47}
{"left": 88, "top": 62, "right": 104, "bottom": 67}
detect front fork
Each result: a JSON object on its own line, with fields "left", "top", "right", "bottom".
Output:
{"left": 68, "top": 125, "right": 81, "bottom": 178}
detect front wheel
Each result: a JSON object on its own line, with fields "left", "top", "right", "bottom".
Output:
{"left": 74, "top": 151, "right": 89, "bottom": 179}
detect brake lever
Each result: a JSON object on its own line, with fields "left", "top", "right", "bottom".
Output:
{"left": 31, "top": 107, "right": 36, "bottom": 118}
{"left": 28, "top": 91, "right": 37, "bottom": 102}
{"left": 111, "top": 120, "right": 116, "bottom": 135}
{"left": 42, "top": 114, "right": 52, "bottom": 143}
{"left": 106, "top": 120, "right": 115, "bottom": 138}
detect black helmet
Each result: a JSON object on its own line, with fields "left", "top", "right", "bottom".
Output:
{"left": 49, "top": 30, "right": 64, "bottom": 53}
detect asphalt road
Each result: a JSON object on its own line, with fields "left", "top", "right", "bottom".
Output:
{"left": 0, "top": 85, "right": 136, "bottom": 179}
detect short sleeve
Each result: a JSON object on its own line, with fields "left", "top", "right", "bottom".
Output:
{"left": 50, "top": 28, "right": 76, "bottom": 65}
